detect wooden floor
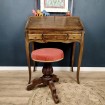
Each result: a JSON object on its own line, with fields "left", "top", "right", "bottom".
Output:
{"left": 0, "top": 70, "right": 105, "bottom": 105}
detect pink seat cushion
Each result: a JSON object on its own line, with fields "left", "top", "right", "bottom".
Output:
{"left": 31, "top": 48, "right": 64, "bottom": 62}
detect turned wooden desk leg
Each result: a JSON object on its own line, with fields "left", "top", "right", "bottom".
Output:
{"left": 32, "top": 42, "right": 36, "bottom": 72}
{"left": 71, "top": 42, "right": 76, "bottom": 72}
{"left": 25, "top": 36, "right": 31, "bottom": 84}
{"left": 33, "top": 62, "right": 35, "bottom": 72}
{"left": 77, "top": 33, "right": 84, "bottom": 84}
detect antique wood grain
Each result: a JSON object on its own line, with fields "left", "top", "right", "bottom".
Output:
{"left": 25, "top": 16, "right": 85, "bottom": 84}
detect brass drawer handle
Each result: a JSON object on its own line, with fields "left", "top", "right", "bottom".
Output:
{"left": 66, "top": 34, "right": 69, "bottom": 40}
{"left": 42, "top": 34, "right": 46, "bottom": 42}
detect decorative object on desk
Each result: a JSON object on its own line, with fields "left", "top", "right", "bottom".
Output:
{"left": 32, "top": 9, "right": 37, "bottom": 16}
{"left": 40, "top": 0, "right": 68, "bottom": 12}
{"left": 36, "top": 9, "right": 43, "bottom": 16}
{"left": 36, "top": 0, "right": 74, "bottom": 15}
{"left": 32, "top": 9, "right": 43, "bottom": 16}
{"left": 42, "top": 10, "right": 50, "bottom": 16}
{"left": 66, "top": 11, "right": 71, "bottom": 16}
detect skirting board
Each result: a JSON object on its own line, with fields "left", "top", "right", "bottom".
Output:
{"left": 0, "top": 67, "right": 105, "bottom": 71}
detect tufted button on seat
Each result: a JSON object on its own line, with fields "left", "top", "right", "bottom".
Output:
{"left": 31, "top": 48, "right": 64, "bottom": 62}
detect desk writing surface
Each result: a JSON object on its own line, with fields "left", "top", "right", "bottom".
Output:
{"left": 26, "top": 16, "right": 84, "bottom": 31}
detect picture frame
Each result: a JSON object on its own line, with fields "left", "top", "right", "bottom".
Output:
{"left": 40, "top": 0, "right": 68, "bottom": 12}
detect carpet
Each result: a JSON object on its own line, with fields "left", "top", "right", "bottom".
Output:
{"left": 28, "top": 71, "right": 105, "bottom": 105}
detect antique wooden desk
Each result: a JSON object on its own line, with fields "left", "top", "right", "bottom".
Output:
{"left": 25, "top": 16, "right": 84, "bottom": 84}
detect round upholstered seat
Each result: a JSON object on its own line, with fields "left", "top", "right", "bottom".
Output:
{"left": 31, "top": 48, "right": 64, "bottom": 62}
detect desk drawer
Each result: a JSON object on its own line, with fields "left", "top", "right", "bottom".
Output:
{"left": 28, "top": 34, "right": 42, "bottom": 40}
{"left": 42, "top": 34, "right": 68, "bottom": 40}
{"left": 68, "top": 34, "right": 81, "bottom": 40}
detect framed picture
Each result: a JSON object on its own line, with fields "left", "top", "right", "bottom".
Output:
{"left": 40, "top": 0, "right": 68, "bottom": 12}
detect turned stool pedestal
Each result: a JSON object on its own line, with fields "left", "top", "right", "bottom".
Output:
{"left": 27, "top": 48, "right": 64, "bottom": 104}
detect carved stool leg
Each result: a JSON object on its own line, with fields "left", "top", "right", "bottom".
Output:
{"left": 26, "top": 62, "right": 60, "bottom": 103}
{"left": 49, "top": 81, "right": 59, "bottom": 104}
{"left": 52, "top": 74, "right": 59, "bottom": 82}
{"left": 27, "top": 78, "right": 43, "bottom": 90}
